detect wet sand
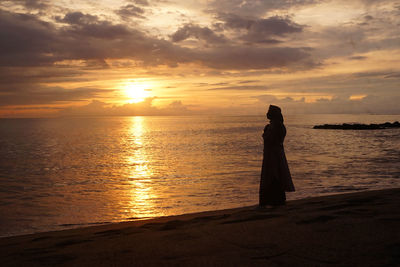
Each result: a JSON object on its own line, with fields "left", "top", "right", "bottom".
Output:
{"left": 1, "top": 188, "right": 399, "bottom": 266}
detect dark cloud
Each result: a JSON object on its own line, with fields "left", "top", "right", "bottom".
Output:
{"left": 359, "top": 0, "right": 396, "bottom": 7}
{"left": 56, "top": 12, "right": 98, "bottom": 25}
{"left": 209, "top": 0, "right": 316, "bottom": 17}
{"left": 57, "top": 12, "right": 132, "bottom": 39}
{"left": 195, "top": 46, "right": 315, "bottom": 70}
{"left": 2, "top": 0, "right": 50, "bottom": 10}
{"left": 22, "top": 0, "right": 49, "bottom": 9}
{"left": 0, "top": 10, "right": 131, "bottom": 66}
{"left": 217, "top": 13, "right": 303, "bottom": 43}
{"left": 0, "top": 9, "right": 188, "bottom": 67}
{"left": 171, "top": 24, "right": 227, "bottom": 44}
{"left": 195, "top": 82, "right": 229, "bottom": 87}
{"left": 0, "top": 86, "right": 110, "bottom": 106}
{"left": 348, "top": 56, "right": 367, "bottom": 60}
{"left": 116, "top": 4, "right": 146, "bottom": 19}
{"left": 208, "top": 85, "right": 268, "bottom": 91}
{"left": 220, "top": 13, "right": 303, "bottom": 36}
{"left": 0, "top": 9, "right": 313, "bottom": 70}
{"left": 4, "top": 106, "right": 62, "bottom": 111}
{"left": 247, "top": 39, "right": 283, "bottom": 45}
{"left": 128, "top": 0, "right": 149, "bottom": 6}
{"left": 0, "top": 67, "right": 85, "bottom": 86}
{"left": 352, "top": 71, "right": 398, "bottom": 78}
{"left": 238, "top": 80, "right": 260, "bottom": 84}
{"left": 0, "top": 10, "right": 58, "bottom": 66}
{"left": 384, "top": 73, "right": 400, "bottom": 78}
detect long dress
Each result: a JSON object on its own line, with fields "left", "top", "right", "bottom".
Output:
{"left": 259, "top": 121, "right": 295, "bottom": 206}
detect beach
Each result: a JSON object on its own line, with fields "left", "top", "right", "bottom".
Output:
{"left": 1, "top": 188, "right": 399, "bottom": 266}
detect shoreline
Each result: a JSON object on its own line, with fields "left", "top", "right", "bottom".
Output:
{"left": 1, "top": 188, "right": 399, "bottom": 266}
{"left": 1, "top": 188, "right": 393, "bottom": 239}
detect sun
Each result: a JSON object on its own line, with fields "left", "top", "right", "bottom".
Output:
{"left": 123, "top": 81, "right": 151, "bottom": 103}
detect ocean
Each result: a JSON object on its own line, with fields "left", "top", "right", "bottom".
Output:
{"left": 0, "top": 114, "right": 399, "bottom": 237}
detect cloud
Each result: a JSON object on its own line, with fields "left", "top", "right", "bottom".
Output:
{"left": 238, "top": 80, "right": 261, "bottom": 84}
{"left": 1, "top": 0, "right": 50, "bottom": 10}
{"left": 56, "top": 12, "right": 98, "bottom": 25}
{"left": 352, "top": 71, "right": 400, "bottom": 78}
{"left": 171, "top": 24, "right": 227, "bottom": 44}
{"left": 0, "top": 9, "right": 315, "bottom": 70}
{"left": 57, "top": 12, "right": 132, "bottom": 39}
{"left": 128, "top": 0, "right": 149, "bottom": 6}
{"left": 359, "top": 0, "right": 397, "bottom": 6}
{"left": 162, "top": 100, "right": 190, "bottom": 114}
{"left": 301, "top": 3, "right": 400, "bottom": 60}
{"left": 262, "top": 69, "right": 400, "bottom": 99}
{"left": 208, "top": 85, "right": 268, "bottom": 91}
{"left": 195, "top": 46, "right": 315, "bottom": 70}
{"left": 116, "top": 4, "right": 146, "bottom": 19}
{"left": 2, "top": 1, "right": 398, "bottom": 117}
{"left": 255, "top": 94, "right": 305, "bottom": 105}
{"left": 254, "top": 94, "right": 400, "bottom": 114}
{"left": 0, "top": 86, "right": 110, "bottom": 106}
{"left": 0, "top": 10, "right": 58, "bottom": 66}
{"left": 218, "top": 13, "right": 303, "bottom": 43}
{"left": 364, "top": 15, "right": 374, "bottom": 20}
{"left": 0, "top": 8, "right": 317, "bottom": 111}
{"left": 0, "top": 66, "right": 84, "bottom": 86}
{"left": 209, "top": 0, "right": 316, "bottom": 17}
{"left": 384, "top": 73, "right": 400, "bottom": 78}
{"left": 0, "top": 9, "right": 189, "bottom": 68}
{"left": 348, "top": 56, "right": 367, "bottom": 60}
{"left": 58, "top": 99, "right": 193, "bottom": 116}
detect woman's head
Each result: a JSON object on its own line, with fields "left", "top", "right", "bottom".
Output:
{"left": 267, "top": 105, "right": 283, "bottom": 123}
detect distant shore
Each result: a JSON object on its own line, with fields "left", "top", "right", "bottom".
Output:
{"left": 1, "top": 188, "right": 399, "bottom": 266}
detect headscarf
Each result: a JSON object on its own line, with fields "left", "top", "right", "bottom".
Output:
{"left": 267, "top": 105, "right": 284, "bottom": 123}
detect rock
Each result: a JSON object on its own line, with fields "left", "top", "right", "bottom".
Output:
{"left": 313, "top": 121, "right": 400, "bottom": 130}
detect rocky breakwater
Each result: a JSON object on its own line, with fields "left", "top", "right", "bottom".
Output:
{"left": 313, "top": 121, "right": 400, "bottom": 130}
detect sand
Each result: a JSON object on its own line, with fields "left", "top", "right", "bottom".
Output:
{"left": 1, "top": 188, "right": 399, "bottom": 266}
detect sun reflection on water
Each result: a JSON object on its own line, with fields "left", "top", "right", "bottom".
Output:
{"left": 125, "top": 116, "right": 158, "bottom": 218}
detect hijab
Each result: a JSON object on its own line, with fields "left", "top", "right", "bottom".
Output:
{"left": 267, "top": 105, "right": 284, "bottom": 123}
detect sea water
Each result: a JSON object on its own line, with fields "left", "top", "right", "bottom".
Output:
{"left": 0, "top": 114, "right": 399, "bottom": 237}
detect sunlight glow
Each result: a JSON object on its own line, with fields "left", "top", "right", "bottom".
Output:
{"left": 124, "top": 117, "right": 159, "bottom": 218}
{"left": 123, "top": 81, "right": 151, "bottom": 103}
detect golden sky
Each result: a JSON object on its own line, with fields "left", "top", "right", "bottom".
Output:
{"left": 0, "top": 0, "right": 399, "bottom": 117}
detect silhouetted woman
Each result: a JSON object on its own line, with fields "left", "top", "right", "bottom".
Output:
{"left": 259, "top": 105, "right": 295, "bottom": 207}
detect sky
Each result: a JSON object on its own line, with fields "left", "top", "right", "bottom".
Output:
{"left": 0, "top": 0, "right": 399, "bottom": 117}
